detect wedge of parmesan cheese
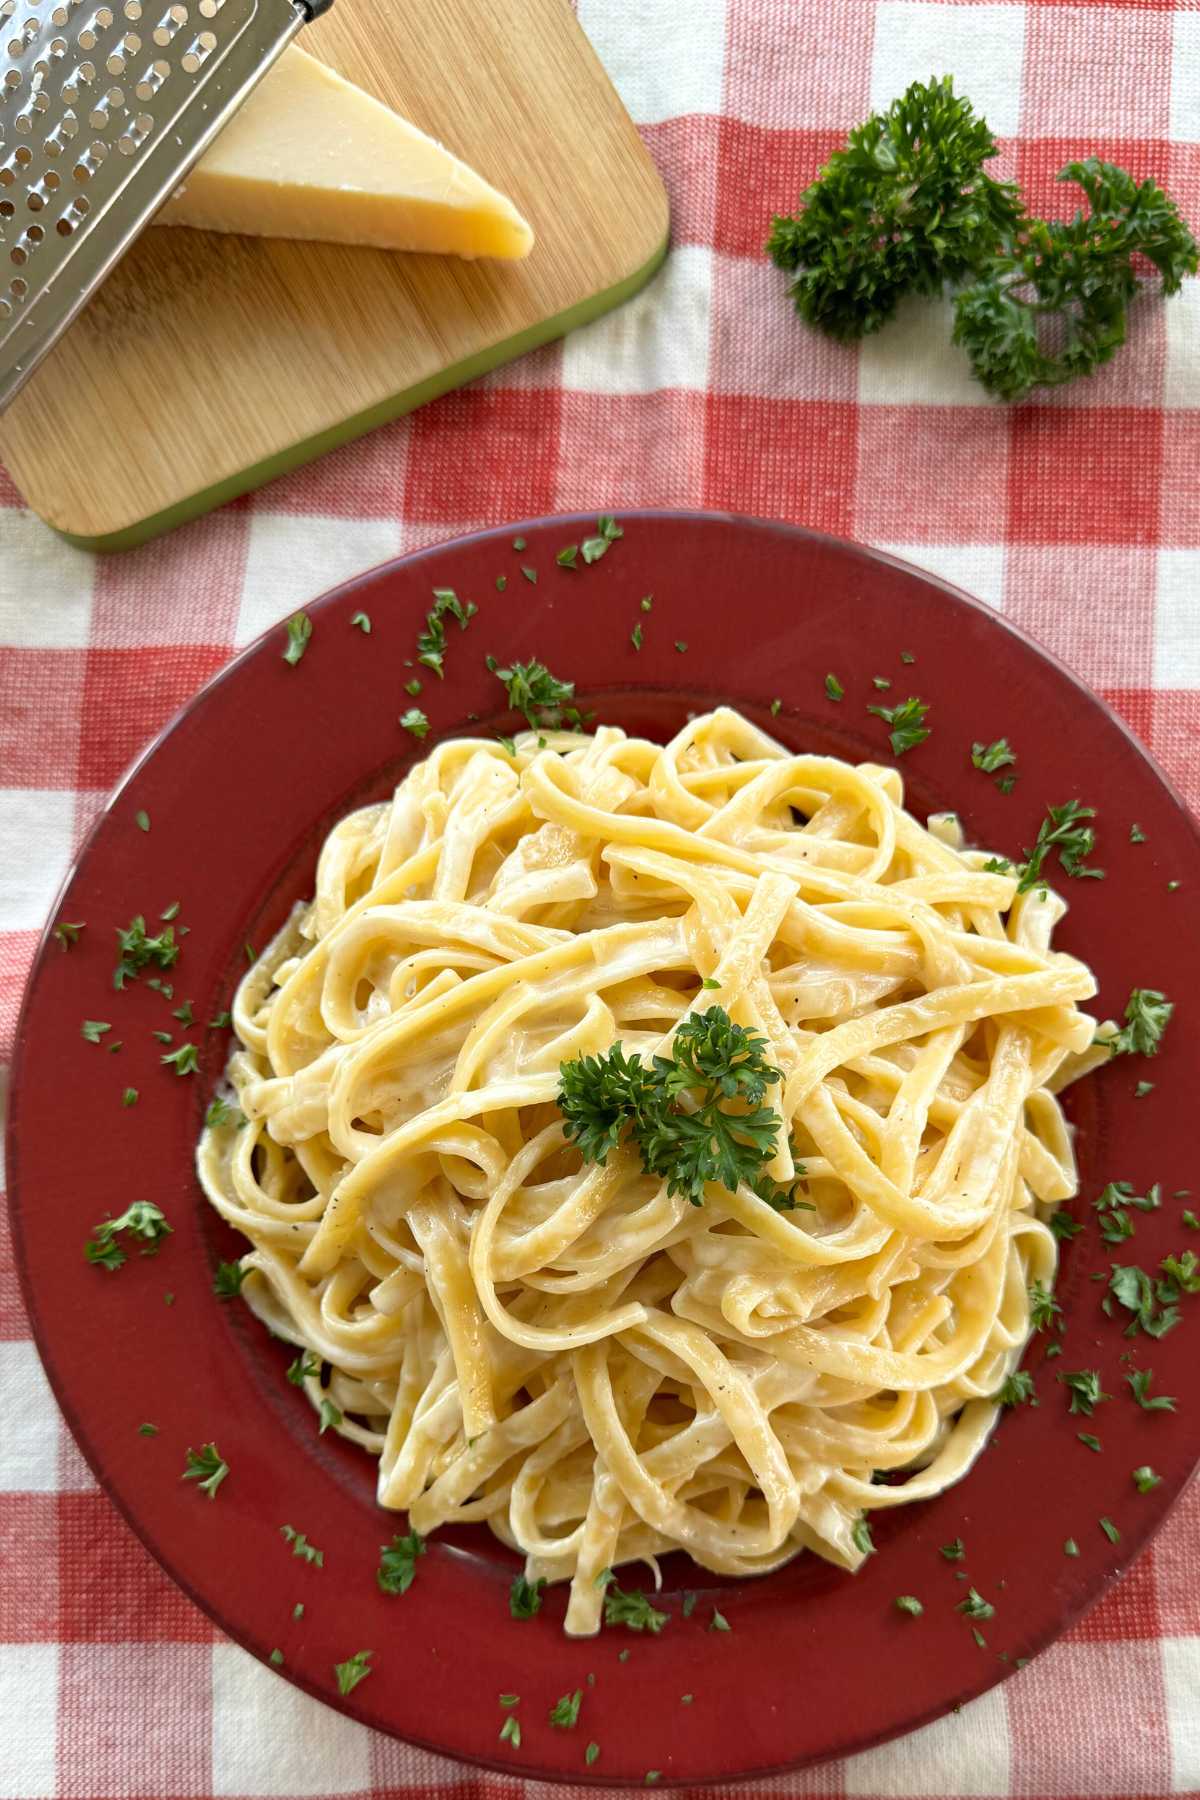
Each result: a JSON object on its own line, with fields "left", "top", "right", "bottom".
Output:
{"left": 158, "top": 46, "right": 534, "bottom": 260}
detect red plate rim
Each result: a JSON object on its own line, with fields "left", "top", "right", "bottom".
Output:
{"left": 8, "top": 510, "right": 1200, "bottom": 1786}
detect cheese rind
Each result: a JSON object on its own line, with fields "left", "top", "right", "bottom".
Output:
{"left": 158, "top": 46, "right": 534, "bottom": 261}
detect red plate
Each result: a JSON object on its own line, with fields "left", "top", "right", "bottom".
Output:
{"left": 9, "top": 513, "right": 1200, "bottom": 1786}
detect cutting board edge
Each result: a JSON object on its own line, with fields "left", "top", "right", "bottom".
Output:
{"left": 37, "top": 228, "right": 669, "bottom": 551}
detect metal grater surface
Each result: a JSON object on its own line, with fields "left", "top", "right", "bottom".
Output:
{"left": 0, "top": 0, "right": 326, "bottom": 410}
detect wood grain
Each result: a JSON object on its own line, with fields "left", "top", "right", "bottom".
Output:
{"left": 0, "top": 0, "right": 669, "bottom": 546}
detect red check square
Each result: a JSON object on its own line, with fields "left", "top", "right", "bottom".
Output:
{"left": 76, "top": 646, "right": 230, "bottom": 792}
{"left": 1007, "top": 407, "right": 1162, "bottom": 546}
{"left": 704, "top": 394, "right": 858, "bottom": 533}
{"left": 855, "top": 407, "right": 1010, "bottom": 546}
{"left": 57, "top": 1492, "right": 216, "bottom": 1645}
{"left": 405, "top": 387, "right": 561, "bottom": 525}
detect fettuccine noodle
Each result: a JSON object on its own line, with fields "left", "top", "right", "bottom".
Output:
{"left": 197, "top": 708, "right": 1102, "bottom": 1635}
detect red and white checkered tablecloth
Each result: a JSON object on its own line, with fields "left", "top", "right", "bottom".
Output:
{"left": 3, "top": 0, "right": 1200, "bottom": 1793}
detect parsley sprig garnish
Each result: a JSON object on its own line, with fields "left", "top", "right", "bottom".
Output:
{"left": 1108, "top": 988, "right": 1173, "bottom": 1058}
{"left": 85, "top": 1201, "right": 172, "bottom": 1270}
{"left": 558, "top": 1007, "right": 803, "bottom": 1209}
{"left": 1106, "top": 1254, "right": 1199, "bottom": 1338}
{"left": 1016, "top": 800, "right": 1102, "bottom": 893}
{"left": 417, "top": 588, "right": 476, "bottom": 679}
{"left": 1058, "top": 1369, "right": 1110, "bottom": 1416}
{"left": 489, "top": 656, "right": 584, "bottom": 735}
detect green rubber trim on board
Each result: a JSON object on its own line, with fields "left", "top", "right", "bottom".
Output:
{"left": 57, "top": 233, "right": 669, "bottom": 552}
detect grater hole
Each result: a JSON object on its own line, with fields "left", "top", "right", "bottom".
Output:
{"left": 96, "top": 4, "right": 113, "bottom": 22}
{"left": 198, "top": 0, "right": 223, "bottom": 14}
{"left": 11, "top": 276, "right": 28, "bottom": 296}
{"left": 48, "top": 32, "right": 67, "bottom": 54}
{"left": 51, "top": 3, "right": 68, "bottom": 18}
{"left": 14, "top": 145, "right": 32, "bottom": 166}
{"left": 0, "top": 200, "right": 13, "bottom": 217}
{"left": 26, "top": 224, "right": 43, "bottom": 242}
{"left": 124, "top": 0, "right": 141, "bottom": 12}
{"left": 2, "top": 68, "right": 19, "bottom": 89}
{"left": 77, "top": 25, "right": 94, "bottom": 46}
{"left": 133, "top": 52, "right": 166, "bottom": 97}
{"left": 179, "top": 26, "right": 213, "bottom": 70}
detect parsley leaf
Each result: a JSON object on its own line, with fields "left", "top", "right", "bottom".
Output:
{"left": 1028, "top": 1280, "right": 1062, "bottom": 1332}
{"left": 1064, "top": 1538, "right": 1080, "bottom": 1557}
{"left": 1058, "top": 1369, "right": 1110, "bottom": 1416}
{"left": 956, "top": 1587, "right": 995, "bottom": 1621}
{"left": 54, "top": 920, "right": 86, "bottom": 949}
{"left": 1077, "top": 1432, "right": 1103, "bottom": 1453}
{"left": 377, "top": 1529, "right": 425, "bottom": 1594}
{"left": 81, "top": 1019, "right": 111, "bottom": 1044}
{"left": 852, "top": 1515, "right": 874, "bottom": 1557}
{"left": 1108, "top": 1263, "right": 1183, "bottom": 1339}
{"left": 996, "top": 1370, "right": 1036, "bottom": 1407}
{"left": 280, "top": 1524, "right": 324, "bottom": 1566}
{"left": 1108, "top": 988, "right": 1173, "bottom": 1058}
{"left": 400, "top": 708, "right": 430, "bottom": 739}
{"left": 894, "top": 1595, "right": 924, "bottom": 1616}
{"left": 1094, "top": 1179, "right": 1161, "bottom": 1245}
{"left": 491, "top": 657, "right": 583, "bottom": 734}
{"left": 549, "top": 1689, "right": 582, "bottom": 1730}
{"left": 286, "top": 1352, "right": 321, "bottom": 1386}
{"left": 350, "top": 612, "right": 371, "bottom": 633}
{"left": 333, "top": 1650, "right": 372, "bottom": 1695}
{"left": 85, "top": 1200, "right": 172, "bottom": 1270}
{"left": 213, "top": 1261, "right": 246, "bottom": 1299}
{"left": 112, "top": 914, "right": 180, "bottom": 990}
{"left": 603, "top": 1583, "right": 668, "bottom": 1633}
{"left": 939, "top": 1538, "right": 965, "bottom": 1562}
{"left": 122, "top": 1087, "right": 138, "bottom": 1107}
{"left": 318, "top": 1398, "right": 342, "bottom": 1434}
{"left": 509, "top": 1574, "right": 545, "bottom": 1619}
{"left": 1132, "top": 1465, "right": 1161, "bottom": 1493}
{"left": 824, "top": 673, "right": 844, "bottom": 701}
{"left": 1049, "top": 1209, "right": 1082, "bottom": 1241}
{"left": 283, "top": 613, "right": 312, "bottom": 666}
{"left": 868, "top": 695, "right": 930, "bottom": 755}
{"left": 1016, "top": 800, "right": 1102, "bottom": 894}
{"left": 499, "top": 1715, "right": 521, "bottom": 1747}
{"left": 1098, "top": 1516, "right": 1120, "bottom": 1545}
{"left": 971, "top": 737, "right": 1016, "bottom": 773}
{"left": 417, "top": 588, "right": 476, "bottom": 678}
{"left": 161, "top": 1042, "right": 199, "bottom": 1076}
{"left": 581, "top": 514, "right": 623, "bottom": 564}
{"left": 182, "top": 1442, "right": 228, "bottom": 1498}
{"left": 205, "top": 1096, "right": 244, "bottom": 1129}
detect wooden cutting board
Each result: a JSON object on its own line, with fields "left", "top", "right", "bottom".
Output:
{"left": 0, "top": 0, "right": 668, "bottom": 549}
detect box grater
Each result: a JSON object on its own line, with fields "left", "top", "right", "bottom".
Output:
{"left": 0, "top": 0, "right": 331, "bottom": 411}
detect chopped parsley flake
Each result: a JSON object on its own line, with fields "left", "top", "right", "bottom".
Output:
{"left": 85, "top": 1200, "right": 172, "bottom": 1270}
{"left": 81, "top": 1019, "right": 111, "bottom": 1043}
{"left": 491, "top": 657, "right": 583, "bottom": 734}
{"left": 400, "top": 708, "right": 430, "bottom": 739}
{"left": 161, "top": 1041, "right": 199, "bottom": 1076}
{"left": 283, "top": 613, "right": 312, "bottom": 666}
{"left": 521, "top": 566, "right": 538, "bottom": 585}
{"left": 54, "top": 920, "right": 85, "bottom": 949}
{"left": 138, "top": 1422, "right": 158, "bottom": 1436}
{"left": 377, "top": 1529, "right": 425, "bottom": 1594}
{"left": 318, "top": 1398, "right": 342, "bottom": 1434}
{"left": 135, "top": 810, "right": 151, "bottom": 833}
{"left": 674, "top": 640, "right": 688, "bottom": 653}
{"left": 603, "top": 1583, "right": 668, "bottom": 1633}
{"left": 121, "top": 1087, "right": 139, "bottom": 1108}
{"left": 710, "top": 1607, "right": 731, "bottom": 1632}
{"left": 1028, "top": 1281, "right": 1062, "bottom": 1332}
{"left": 1064, "top": 1538, "right": 1080, "bottom": 1557}
{"left": 852, "top": 1515, "right": 875, "bottom": 1556}
{"left": 1099, "top": 1516, "right": 1120, "bottom": 1545}
{"left": 586, "top": 1742, "right": 600, "bottom": 1765}
{"left": 114, "top": 914, "right": 179, "bottom": 990}
{"left": 824, "top": 673, "right": 844, "bottom": 701}
{"left": 549, "top": 1689, "right": 582, "bottom": 1729}
{"left": 1049, "top": 1209, "right": 1082, "bottom": 1241}
{"left": 996, "top": 1370, "right": 1036, "bottom": 1407}
{"left": 939, "top": 1539, "right": 965, "bottom": 1562}
{"left": 1077, "top": 1432, "right": 1103, "bottom": 1453}
{"left": 1130, "top": 822, "right": 1146, "bottom": 843}
{"left": 417, "top": 588, "right": 476, "bottom": 678}
{"left": 556, "top": 544, "right": 578, "bottom": 568}
{"left": 640, "top": 594, "right": 653, "bottom": 612}
{"left": 212, "top": 1261, "right": 245, "bottom": 1299}
{"left": 971, "top": 737, "right": 1015, "bottom": 773}
{"left": 286, "top": 1352, "right": 321, "bottom": 1386}
{"left": 351, "top": 612, "right": 371, "bottom": 633}
{"left": 510, "top": 1574, "right": 545, "bottom": 1619}
{"left": 280, "top": 1524, "right": 324, "bottom": 1566}
{"left": 333, "top": 1650, "right": 372, "bottom": 1695}
{"left": 182, "top": 1442, "right": 228, "bottom": 1498}
{"left": 630, "top": 622, "right": 644, "bottom": 651}
{"left": 894, "top": 1594, "right": 923, "bottom": 1615}
{"left": 956, "top": 1587, "right": 994, "bottom": 1621}
{"left": 499, "top": 1714, "right": 521, "bottom": 1747}
{"left": 1132, "top": 1465, "right": 1161, "bottom": 1493}
{"left": 269, "top": 1648, "right": 284, "bottom": 1667}
{"left": 1058, "top": 1369, "right": 1110, "bottom": 1416}
{"left": 581, "top": 515, "right": 623, "bottom": 564}
{"left": 868, "top": 695, "right": 930, "bottom": 755}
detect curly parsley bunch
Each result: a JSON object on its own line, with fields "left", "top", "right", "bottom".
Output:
{"left": 767, "top": 79, "right": 1198, "bottom": 401}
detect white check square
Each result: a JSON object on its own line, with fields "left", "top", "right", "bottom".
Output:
{"left": 0, "top": 788, "right": 75, "bottom": 933}
{"left": 874, "top": 542, "right": 1007, "bottom": 613}
{"left": 211, "top": 1643, "right": 373, "bottom": 1796}
{"left": 0, "top": 1341, "right": 60, "bottom": 1492}
{"left": 0, "top": 1643, "right": 57, "bottom": 1797}
{"left": 575, "top": 0, "right": 727, "bottom": 123}
{"left": 235, "top": 513, "right": 404, "bottom": 647}
{"left": 0, "top": 511, "right": 95, "bottom": 649}
{"left": 871, "top": 2, "right": 1026, "bottom": 138}
{"left": 1164, "top": 1636, "right": 1200, "bottom": 1792}
{"left": 562, "top": 244, "right": 713, "bottom": 396}
{"left": 1154, "top": 549, "right": 1200, "bottom": 687}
